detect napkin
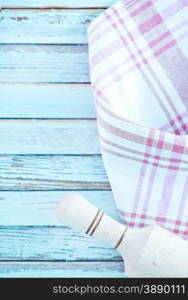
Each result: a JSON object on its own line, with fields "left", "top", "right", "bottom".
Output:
{"left": 87, "top": 0, "right": 188, "bottom": 239}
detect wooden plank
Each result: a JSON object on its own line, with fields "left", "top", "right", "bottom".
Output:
{"left": 0, "top": 226, "right": 121, "bottom": 261}
{"left": 0, "top": 191, "right": 120, "bottom": 261}
{"left": 0, "top": 9, "right": 103, "bottom": 44}
{"left": 0, "top": 191, "right": 116, "bottom": 225}
{"left": 0, "top": 84, "right": 96, "bottom": 118}
{"left": 0, "top": 120, "right": 99, "bottom": 154}
{"left": 0, "top": 1, "right": 115, "bottom": 8}
{"left": 0, "top": 45, "right": 89, "bottom": 83}
{"left": 0, "top": 156, "right": 109, "bottom": 191}
{"left": 0, "top": 262, "right": 125, "bottom": 278}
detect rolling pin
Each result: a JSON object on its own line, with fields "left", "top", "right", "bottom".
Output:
{"left": 57, "top": 194, "right": 188, "bottom": 277}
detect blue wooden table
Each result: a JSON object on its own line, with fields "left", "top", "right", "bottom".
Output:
{"left": 0, "top": 0, "right": 126, "bottom": 277}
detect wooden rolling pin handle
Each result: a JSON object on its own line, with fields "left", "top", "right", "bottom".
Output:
{"left": 57, "top": 194, "right": 127, "bottom": 250}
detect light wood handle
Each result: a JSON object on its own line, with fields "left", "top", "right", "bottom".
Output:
{"left": 57, "top": 194, "right": 127, "bottom": 250}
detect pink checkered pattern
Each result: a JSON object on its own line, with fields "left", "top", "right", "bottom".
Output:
{"left": 87, "top": 0, "right": 188, "bottom": 239}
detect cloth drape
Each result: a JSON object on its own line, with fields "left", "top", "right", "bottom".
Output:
{"left": 87, "top": 0, "right": 188, "bottom": 239}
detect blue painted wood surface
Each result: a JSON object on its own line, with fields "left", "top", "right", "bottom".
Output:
{"left": 0, "top": 262, "right": 125, "bottom": 278}
{"left": 0, "top": 0, "right": 115, "bottom": 8}
{"left": 0, "top": 120, "right": 99, "bottom": 154}
{"left": 0, "top": 84, "right": 96, "bottom": 118}
{"left": 0, "top": 9, "right": 104, "bottom": 44}
{"left": 0, "top": 0, "right": 126, "bottom": 278}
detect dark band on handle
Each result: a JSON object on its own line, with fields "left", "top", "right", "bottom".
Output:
{"left": 114, "top": 226, "right": 128, "bottom": 249}
{"left": 90, "top": 211, "right": 104, "bottom": 236}
{"left": 85, "top": 209, "right": 100, "bottom": 234}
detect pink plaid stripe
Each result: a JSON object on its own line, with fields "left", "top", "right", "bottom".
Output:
{"left": 99, "top": 134, "right": 188, "bottom": 170}
{"left": 88, "top": 0, "right": 188, "bottom": 240}
{"left": 131, "top": 129, "right": 156, "bottom": 227}
{"left": 160, "top": 112, "right": 188, "bottom": 135}
{"left": 118, "top": 209, "right": 188, "bottom": 227}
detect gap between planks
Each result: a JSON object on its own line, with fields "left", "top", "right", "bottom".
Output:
{"left": 0, "top": 155, "right": 109, "bottom": 190}
{"left": 0, "top": 118, "right": 96, "bottom": 121}
{"left": 0, "top": 192, "right": 121, "bottom": 261}
{"left": 0, "top": 7, "right": 109, "bottom": 9}
{"left": 0, "top": 261, "right": 125, "bottom": 278}
{"left": 0, "top": 226, "right": 121, "bottom": 261}
{"left": 0, "top": 8, "right": 102, "bottom": 11}
{"left": 0, "top": 0, "right": 115, "bottom": 9}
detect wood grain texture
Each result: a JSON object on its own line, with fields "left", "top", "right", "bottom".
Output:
{"left": 0, "top": 262, "right": 125, "bottom": 278}
{"left": 0, "top": 0, "right": 115, "bottom": 8}
{"left": 0, "top": 84, "right": 96, "bottom": 118}
{"left": 0, "top": 226, "right": 121, "bottom": 261}
{"left": 0, "top": 9, "right": 103, "bottom": 44}
{"left": 0, "top": 155, "right": 109, "bottom": 191}
{"left": 0, "top": 191, "right": 116, "bottom": 225}
{"left": 0, "top": 120, "right": 99, "bottom": 154}
{"left": 0, "top": 190, "right": 121, "bottom": 262}
{"left": 0, "top": 45, "right": 89, "bottom": 83}
{"left": 0, "top": 191, "right": 122, "bottom": 263}
{"left": 0, "top": 0, "right": 119, "bottom": 278}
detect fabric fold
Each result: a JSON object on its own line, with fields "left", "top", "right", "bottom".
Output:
{"left": 88, "top": 0, "right": 188, "bottom": 239}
